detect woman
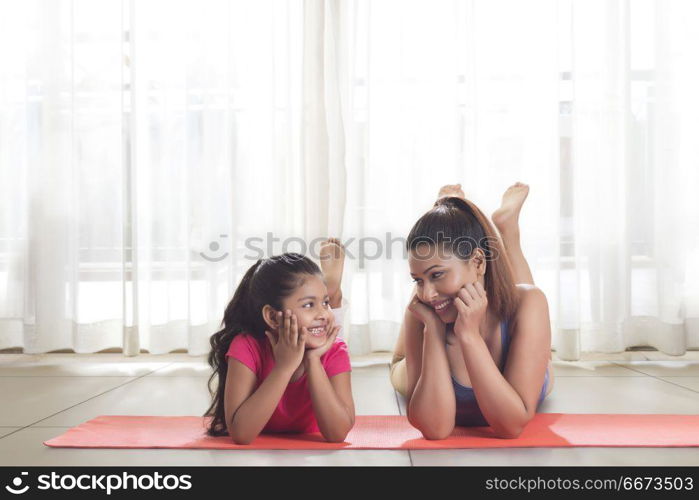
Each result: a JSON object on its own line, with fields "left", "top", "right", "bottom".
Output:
{"left": 390, "top": 183, "right": 554, "bottom": 439}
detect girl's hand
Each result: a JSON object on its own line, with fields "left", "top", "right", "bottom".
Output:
{"left": 303, "top": 323, "right": 342, "bottom": 365}
{"left": 265, "top": 310, "right": 306, "bottom": 372}
{"left": 453, "top": 282, "right": 488, "bottom": 340}
{"left": 407, "top": 292, "right": 441, "bottom": 327}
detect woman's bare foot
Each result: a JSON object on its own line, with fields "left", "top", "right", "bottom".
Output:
{"left": 319, "top": 238, "right": 345, "bottom": 308}
{"left": 491, "top": 182, "right": 529, "bottom": 237}
{"left": 437, "top": 183, "right": 465, "bottom": 200}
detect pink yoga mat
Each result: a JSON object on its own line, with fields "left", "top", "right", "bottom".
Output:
{"left": 43, "top": 414, "right": 699, "bottom": 450}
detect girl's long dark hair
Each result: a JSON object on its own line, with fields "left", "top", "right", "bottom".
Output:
{"left": 203, "top": 253, "right": 322, "bottom": 436}
{"left": 406, "top": 196, "right": 519, "bottom": 322}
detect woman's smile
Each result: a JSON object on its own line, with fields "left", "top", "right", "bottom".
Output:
{"left": 431, "top": 298, "right": 453, "bottom": 314}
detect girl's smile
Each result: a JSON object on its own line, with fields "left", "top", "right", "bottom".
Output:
{"left": 307, "top": 325, "right": 327, "bottom": 337}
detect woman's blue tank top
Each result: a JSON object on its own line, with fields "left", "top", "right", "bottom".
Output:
{"left": 451, "top": 319, "right": 550, "bottom": 427}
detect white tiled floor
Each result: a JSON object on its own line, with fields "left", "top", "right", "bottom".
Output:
{"left": 1, "top": 353, "right": 698, "bottom": 466}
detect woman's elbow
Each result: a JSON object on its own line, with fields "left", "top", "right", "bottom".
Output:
{"left": 421, "top": 426, "right": 454, "bottom": 440}
{"left": 408, "top": 413, "right": 454, "bottom": 441}
{"left": 493, "top": 426, "right": 523, "bottom": 439}
{"left": 492, "top": 419, "right": 528, "bottom": 439}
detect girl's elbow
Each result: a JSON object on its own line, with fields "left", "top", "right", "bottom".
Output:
{"left": 228, "top": 426, "right": 256, "bottom": 445}
{"left": 322, "top": 421, "right": 353, "bottom": 443}
{"left": 322, "top": 427, "right": 350, "bottom": 443}
{"left": 230, "top": 433, "right": 253, "bottom": 445}
{"left": 230, "top": 434, "right": 253, "bottom": 445}
{"left": 323, "top": 432, "right": 348, "bottom": 443}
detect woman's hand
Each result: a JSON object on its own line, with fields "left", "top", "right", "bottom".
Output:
{"left": 453, "top": 282, "right": 488, "bottom": 340}
{"left": 303, "top": 323, "right": 342, "bottom": 365}
{"left": 407, "top": 292, "right": 441, "bottom": 327}
{"left": 265, "top": 310, "right": 306, "bottom": 372}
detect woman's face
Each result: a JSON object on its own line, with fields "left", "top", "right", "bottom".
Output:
{"left": 408, "top": 243, "right": 484, "bottom": 324}
{"left": 278, "top": 273, "right": 335, "bottom": 350}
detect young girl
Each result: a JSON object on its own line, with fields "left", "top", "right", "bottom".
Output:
{"left": 391, "top": 183, "right": 554, "bottom": 439}
{"left": 204, "top": 241, "right": 354, "bottom": 444}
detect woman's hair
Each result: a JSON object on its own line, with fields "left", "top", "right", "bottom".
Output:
{"left": 406, "top": 196, "right": 518, "bottom": 322}
{"left": 203, "top": 252, "right": 322, "bottom": 436}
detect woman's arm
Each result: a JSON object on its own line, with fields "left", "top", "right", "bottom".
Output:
{"left": 403, "top": 307, "right": 424, "bottom": 400}
{"left": 405, "top": 298, "right": 457, "bottom": 440}
{"left": 456, "top": 284, "right": 551, "bottom": 438}
{"left": 305, "top": 361, "right": 355, "bottom": 442}
{"left": 224, "top": 358, "right": 296, "bottom": 444}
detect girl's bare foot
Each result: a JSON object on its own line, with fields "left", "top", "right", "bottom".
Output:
{"left": 319, "top": 238, "right": 345, "bottom": 308}
{"left": 437, "top": 183, "right": 465, "bottom": 200}
{"left": 491, "top": 182, "right": 529, "bottom": 236}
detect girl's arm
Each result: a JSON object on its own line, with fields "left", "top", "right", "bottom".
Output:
{"left": 405, "top": 297, "right": 457, "bottom": 440}
{"left": 224, "top": 310, "right": 307, "bottom": 444}
{"left": 303, "top": 324, "right": 355, "bottom": 442}
{"left": 224, "top": 358, "right": 297, "bottom": 444}
{"left": 305, "top": 361, "right": 354, "bottom": 442}
{"left": 456, "top": 283, "right": 550, "bottom": 438}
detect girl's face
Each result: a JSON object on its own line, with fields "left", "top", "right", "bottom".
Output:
{"left": 278, "top": 273, "right": 335, "bottom": 350}
{"left": 408, "top": 243, "right": 484, "bottom": 324}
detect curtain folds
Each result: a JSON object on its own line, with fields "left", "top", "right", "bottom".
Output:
{"left": 1, "top": 0, "right": 697, "bottom": 359}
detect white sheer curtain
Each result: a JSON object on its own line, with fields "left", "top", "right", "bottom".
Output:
{"left": 336, "top": 0, "right": 559, "bottom": 354}
{"left": 562, "top": 0, "right": 699, "bottom": 357}
{"left": 0, "top": 0, "right": 341, "bottom": 355}
{"left": 1, "top": 0, "right": 698, "bottom": 359}
{"left": 335, "top": 0, "right": 699, "bottom": 358}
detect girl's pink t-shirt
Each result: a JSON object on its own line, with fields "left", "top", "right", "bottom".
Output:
{"left": 225, "top": 333, "right": 351, "bottom": 433}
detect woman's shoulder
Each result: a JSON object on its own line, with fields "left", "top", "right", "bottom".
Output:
{"left": 502, "top": 285, "right": 552, "bottom": 364}
{"left": 509, "top": 284, "right": 549, "bottom": 326}
{"left": 513, "top": 283, "right": 548, "bottom": 305}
